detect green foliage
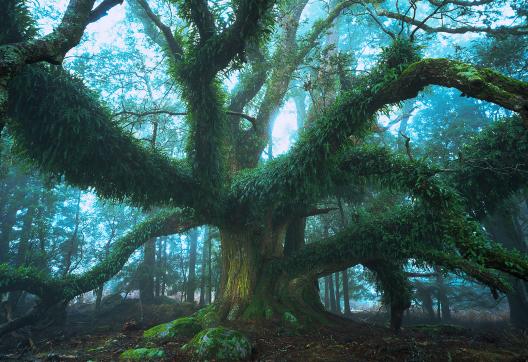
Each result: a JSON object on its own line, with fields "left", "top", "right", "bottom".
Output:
{"left": 451, "top": 117, "right": 528, "bottom": 217}
{"left": 182, "top": 327, "right": 252, "bottom": 361}
{"left": 119, "top": 347, "right": 165, "bottom": 361}
{"left": 0, "top": 0, "right": 36, "bottom": 44}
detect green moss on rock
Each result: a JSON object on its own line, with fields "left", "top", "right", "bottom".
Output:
{"left": 194, "top": 303, "right": 220, "bottom": 328}
{"left": 119, "top": 347, "right": 165, "bottom": 361}
{"left": 182, "top": 327, "right": 252, "bottom": 361}
{"left": 143, "top": 316, "right": 202, "bottom": 342}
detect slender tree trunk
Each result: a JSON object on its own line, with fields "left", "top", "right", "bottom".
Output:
{"left": 139, "top": 239, "right": 156, "bottom": 304}
{"left": 155, "top": 238, "right": 162, "bottom": 298}
{"left": 63, "top": 191, "right": 81, "bottom": 277}
{"left": 324, "top": 277, "right": 330, "bottom": 309}
{"left": 327, "top": 274, "right": 337, "bottom": 313}
{"left": 207, "top": 234, "right": 212, "bottom": 304}
{"left": 416, "top": 285, "right": 435, "bottom": 320}
{"left": 199, "top": 228, "right": 209, "bottom": 306}
{"left": 434, "top": 266, "right": 451, "bottom": 321}
{"left": 334, "top": 272, "right": 341, "bottom": 314}
{"left": 0, "top": 201, "right": 19, "bottom": 264}
{"left": 186, "top": 229, "right": 199, "bottom": 303}
{"left": 342, "top": 269, "right": 351, "bottom": 315}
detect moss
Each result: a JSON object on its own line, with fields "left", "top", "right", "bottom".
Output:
{"left": 453, "top": 63, "right": 483, "bottom": 83}
{"left": 143, "top": 316, "right": 202, "bottom": 342}
{"left": 119, "top": 348, "right": 165, "bottom": 361}
{"left": 193, "top": 303, "right": 220, "bottom": 328}
{"left": 182, "top": 327, "right": 252, "bottom": 361}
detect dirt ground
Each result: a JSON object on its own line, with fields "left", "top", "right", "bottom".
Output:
{"left": 1, "top": 301, "right": 527, "bottom": 361}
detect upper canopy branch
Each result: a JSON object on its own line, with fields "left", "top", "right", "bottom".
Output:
{"left": 0, "top": 0, "right": 124, "bottom": 74}
{"left": 185, "top": 0, "right": 216, "bottom": 42}
{"left": 229, "top": 50, "right": 528, "bottom": 219}
{"left": 135, "top": 0, "right": 184, "bottom": 60}
{"left": 375, "top": 8, "right": 528, "bottom": 36}
{"left": 189, "top": 0, "right": 276, "bottom": 82}
{"left": 375, "top": 59, "right": 528, "bottom": 125}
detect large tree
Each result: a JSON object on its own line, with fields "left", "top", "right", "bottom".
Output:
{"left": 1, "top": 0, "right": 528, "bottom": 335}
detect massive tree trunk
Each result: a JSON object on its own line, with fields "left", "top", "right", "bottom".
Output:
{"left": 216, "top": 224, "right": 332, "bottom": 324}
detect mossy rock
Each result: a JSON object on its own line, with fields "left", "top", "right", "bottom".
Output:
{"left": 119, "top": 347, "right": 165, "bottom": 361}
{"left": 182, "top": 327, "right": 252, "bottom": 361}
{"left": 143, "top": 316, "right": 202, "bottom": 342}
{"left": 193, "top": 304, "right": 219, "bottom": 328}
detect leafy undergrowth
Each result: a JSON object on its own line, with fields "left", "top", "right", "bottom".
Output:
{"left": 1, "top": 304, "right": 528, "bottom": 361}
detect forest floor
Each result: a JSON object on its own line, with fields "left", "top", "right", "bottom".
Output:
{"left": 1, "top": 300, "right": 528, "bottom": 361}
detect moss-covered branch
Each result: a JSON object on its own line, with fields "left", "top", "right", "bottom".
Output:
{"left": 277, "top": 205, "right": 516, "bottom": 292}
{"left": 0, "top": 208, "right": 199, "bottom": 300}
{"left": 228, "top": 42, "right": 528, "bottom": 220}
{"left": 7, "top": 65, "right": 200, "bottom": 208}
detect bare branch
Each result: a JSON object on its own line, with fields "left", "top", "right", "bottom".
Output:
{"left": 135, "top": 0, "right": 184, "bottom": 60}
{"left": 88, "top": 0, "right": 124, "bottom": 23}
{"left": 376, "top": 9, "right": 528, "bottom": 36}
{"left": 112, "top": 109, "right": 257, "bottom": 126}
{"left": 399, "top": 131, "right": 414, "bottom": 161}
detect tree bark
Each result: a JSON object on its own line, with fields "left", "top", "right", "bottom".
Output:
{"left": 186, "top": 229, "right": 199, "bottom": 303}
{"left": 342, "top": 269, "right": 351, "bottom": 315}
{"left": 139, "top": 239, "right": 156, "bottom": 303}
{"left": 334, "top": 272, "right": 341, "bottom": 314}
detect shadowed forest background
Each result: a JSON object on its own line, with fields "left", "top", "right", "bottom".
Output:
{"left": 0, "top": 0, "right": 528, "bottom": 360}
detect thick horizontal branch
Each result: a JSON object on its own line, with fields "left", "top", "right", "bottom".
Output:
{"left": 0, "top": 208, "right": 200, "bottom": 336}
{"left": 8, "top": 66, "right": 200, "bottom": 208}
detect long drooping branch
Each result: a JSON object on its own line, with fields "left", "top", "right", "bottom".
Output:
{"left": 332, "top": 119, "right": 528, "bottom": 277}
{"left": 229, "top": 47, "right": 528, "bottom": 220}
{"left": 0, "top": 208, "right": 200, "bottom": 336}
{"left": 7, "top": 65, "right": 199, "bottom": 209}
{"left": 277, "top": 205, "right": 518, "bottom": 293}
